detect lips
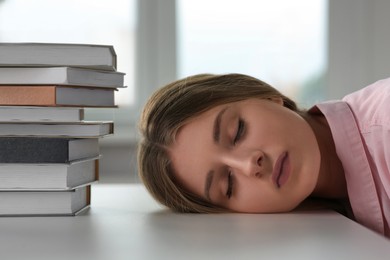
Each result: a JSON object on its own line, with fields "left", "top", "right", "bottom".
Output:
{"left": 272, "top": 152, "right": 290, "bottom": 188}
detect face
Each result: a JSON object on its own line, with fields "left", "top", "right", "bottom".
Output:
{"left": 169, "top": 98, "right": 321, "bottom": 213}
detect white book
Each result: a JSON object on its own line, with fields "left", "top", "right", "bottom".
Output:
{"left": 0, "top": 121, "right": 113, "bottom": 138}
{"left": 0, "top": 42, "right": 117, "bottom": 71}
{"left": 0, "top": 106, "right": 84, "bottom": 122}
{"left": 0, "top": 67, "right": 125, "bottom": 88}
{"left": 0, "top": 186, "right": 91, "bottom": 216}
{"left": 0, "top": 159, "right": 98, "bottom": 190}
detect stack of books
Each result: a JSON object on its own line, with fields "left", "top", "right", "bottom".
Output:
{"left": 0, "top": 43, "right": 126, "bottom": 216}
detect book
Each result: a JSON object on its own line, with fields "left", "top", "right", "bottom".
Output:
{"left": 0, "top": 159, "right": 98, "bottom": 190}
{"left": 0, "top": 121, "right": 113, "bottom": 137}
{"left": 0, "top": 43, "right": 117, "bottom": 71}
{"left": 0, "top": 85, "right": 116, "bottom": 107}
{"left": 0, "top": 185, "right": 91, "bottom": 216}
{"left": 0, "top": 67, "right": 125, "bottom": 88}
{"left": 0, "top": 106, "right": 84, "bottom": 122}
{"left": 0, "top": 137, "right": 100, "bottom": 163}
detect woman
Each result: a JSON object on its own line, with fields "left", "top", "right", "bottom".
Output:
{"left": 138, "top": 73, "right": 389, "bottom": 238}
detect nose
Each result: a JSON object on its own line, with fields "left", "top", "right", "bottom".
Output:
{"left": 223, "top": 150, "right": 264, "bottom": 178}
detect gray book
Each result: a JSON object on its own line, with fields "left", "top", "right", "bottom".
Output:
{"left": 0, "top": 67, "right": 125, "bottom": 88}
{"left": 0, "top": 159, "right": 99, "bottom": 190}
{"left": 0, "top": 186, "right": 91, "bottom": 216}
{"left": 0, "top": 121, "right": 113, "bottom": 137}
{"left": 0, "top": 137, "right": 99, "bottom": 163}
{"left": 0, "top": 106, "right": 84, "bottom": 122}
{"left": 0, "top": 42, "right": 117, "bottom": 71}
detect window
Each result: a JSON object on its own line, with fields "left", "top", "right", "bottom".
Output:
{"left": 0, "top": 0, "right": 137, "bottom": 144}
{"left": 0, "top": 0, "right": 135, "bottom": 105}
{"left": 177, "top": 0, "right": 327, "bottom": 107}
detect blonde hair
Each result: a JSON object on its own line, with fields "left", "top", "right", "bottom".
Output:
{"left": 137, "top": 73, "right": 300, "bottom": 213}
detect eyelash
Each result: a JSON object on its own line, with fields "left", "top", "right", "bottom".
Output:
{"left": 226, "top": 118, "right": 244, "bottom": 199}
{"left": 233, "top": 118, "right": 245, "bottom": 144}
{"left": 226, "top": 171, "right": 233, "bottom": 199}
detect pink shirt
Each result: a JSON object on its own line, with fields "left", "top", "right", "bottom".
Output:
{"left": 312, "top": 78, "right": 390, "bottom": 237}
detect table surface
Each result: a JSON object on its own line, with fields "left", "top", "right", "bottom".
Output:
{"left": 0, "top": 183, "right": 389, "bottom": 260}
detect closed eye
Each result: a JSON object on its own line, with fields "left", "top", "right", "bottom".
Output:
{"left": 233, "top": 118, "right": 245, "bottom": 144}
{"left": 226, "top": 171, "right": 234, "bottom": 199}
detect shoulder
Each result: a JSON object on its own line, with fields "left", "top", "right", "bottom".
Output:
{"left": 343, "top": 78, "right": 390, "bottom": 110}
{"left": 343, "top": 78, "right": 390, "bottom": 132}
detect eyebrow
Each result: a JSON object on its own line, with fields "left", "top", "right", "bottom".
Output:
{"left": 204, "top": 170, "right": 214, "bottom": 201}
{"left": 204, "top": 107, "right": 229, "bottom": 201}
{"left": 204, "top": 107, "right": 228, "bottom": 201}
{"left": 213, "top": 107, "right": 228, "bottom": 143}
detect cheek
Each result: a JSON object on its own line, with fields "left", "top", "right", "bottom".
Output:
{"left": 247, "top": 113, "right": 289, "bottom": 138}
{"left": 232, "top": 182, "right": 272, "bottom": 212}
{"left": 232, "top": 181, "right": 301, "bottom": 213}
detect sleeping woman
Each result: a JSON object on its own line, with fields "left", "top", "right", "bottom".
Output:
{"left": 137, "top": 73, "right": 390, "bottom": 238}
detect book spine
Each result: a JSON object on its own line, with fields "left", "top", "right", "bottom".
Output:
{"left": 0, "top": 86, "right": 56, "bottom": 105}
{"left": 0, "top": 137, "right": 70, "bottom": 163}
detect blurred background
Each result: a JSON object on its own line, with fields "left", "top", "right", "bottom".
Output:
{"left": 1, "top": 0, "right": 390, "bottom": 183}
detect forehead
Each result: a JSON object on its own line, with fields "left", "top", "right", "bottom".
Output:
{"left": 171, "top": 103, "right": 217, "bottom": 160}
{"left": 168, "top": 104, "right": 221, "bottom": 194}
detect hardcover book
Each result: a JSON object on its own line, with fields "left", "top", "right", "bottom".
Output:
{"left": 0, "top": 159, "right": 99, "bottom": 190}
{"left": 0, "top": 106, "right": 84, "bottom": 122}
{"left": 0, "top": 85, "right": 116, "bottom": 107}
{"left": 0, "top": 138, "right": 99, "bottom": 163}
{"left": 0, "top": 67, "right": 125, "bottom": 88}
{"left": 0, "top": 43, "right": 117, "bottom": 71}
{"left": 0, "top": 121, "right": 113, "bottom": 137}
{"left": 0, "top": 185, "right": 91, "bottom": 216}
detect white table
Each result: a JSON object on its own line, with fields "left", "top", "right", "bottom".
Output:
{"left": 0, "top": 184, "right": 389, "bottom": 260}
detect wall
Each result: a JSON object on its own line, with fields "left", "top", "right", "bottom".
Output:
{"left": 99, "top": 144, "right": 139, "bottom": 183}
{"left": 328, "top": 0, "right": 390, "bottom": 99}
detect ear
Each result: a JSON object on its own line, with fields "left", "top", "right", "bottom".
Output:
{"left": 268, "top": 96, "right": 284, "bottom": 106}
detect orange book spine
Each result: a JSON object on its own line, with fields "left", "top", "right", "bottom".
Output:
{"left": 0, "top": 86, "right": 56, "bottom": 106}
